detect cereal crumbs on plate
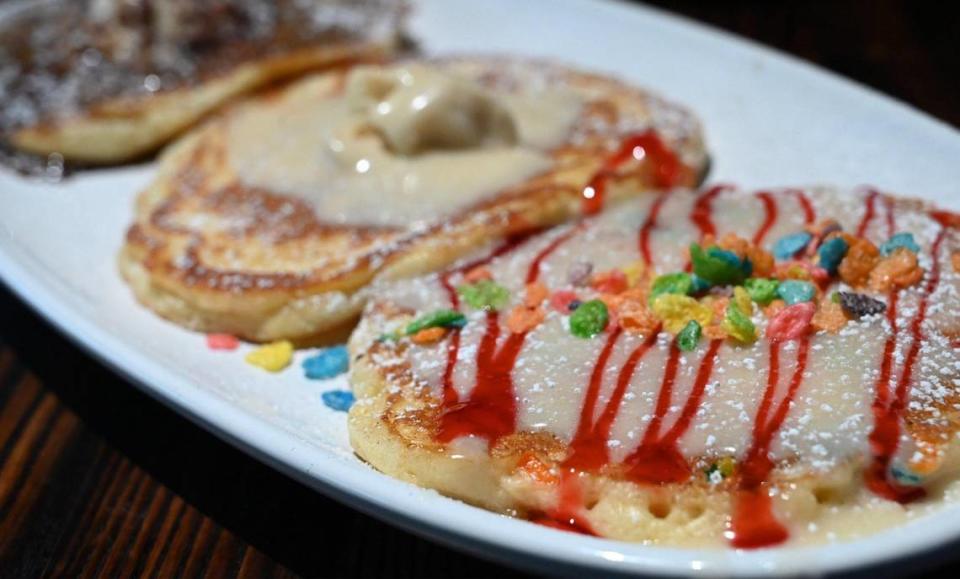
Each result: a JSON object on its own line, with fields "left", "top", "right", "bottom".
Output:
{"left": 303, "top": 346, "right": 350, "bottom": 379}
{"left": 206, "top": 333, "right": 239, "bottom": 351}
{"left": 322, "top": 390, "right": 356, "bottom": 412}
{"left": 245, "top": 341, "right": 294, "bottom": 372}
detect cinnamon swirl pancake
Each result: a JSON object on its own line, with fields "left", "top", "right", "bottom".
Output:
{"left": 118, "top": 57, "right": 708, "bottom": 342}
{"left": 0, "top": 0, "right": 404, "bottom": 167}
{"left": 348, "top": 185, "right": 960, "bottom": 547}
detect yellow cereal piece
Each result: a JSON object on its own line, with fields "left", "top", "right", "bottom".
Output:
{"left": 651, "top": 294, "right": 712, "bottom": 334}
{"left": 732, "top": 286, "right": 752, "bottom": 315}
{"left": 621, "top": 260, "right": 646, "bottom": 288}
{"left": 245, "top": 340, "right": 294, "bottom": 372}
{"left": 717, "top": 456, "right": 736, "bottom": 477}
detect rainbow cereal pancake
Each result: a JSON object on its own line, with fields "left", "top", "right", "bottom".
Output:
{"left": 119, "top": 56, "right": 707, "bottom": 343}
{"left": 348, "top": 185, "right": 960, "bottom": 548}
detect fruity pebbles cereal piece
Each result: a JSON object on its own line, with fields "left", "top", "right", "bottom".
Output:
{"left": 246, "top": 340, "right": 294, "bottom": 372}
{"left": 303, "top": 346, "right": 350, "bottom": 379}
{"left": 652, "top": 294, "right": 712, "bottom": 334}
{"left": 206, "top": 333, "right": 239, "bottom": 351}
{"left": 869, "top": 248, "right": 923, "bottom": 292}
{"left": 838, "top": 238, "right": 880, "bottom": 287}
{"left": 766, "top": 302, "right": 815, "bottom": 341}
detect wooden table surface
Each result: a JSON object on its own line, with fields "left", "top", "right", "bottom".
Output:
{"left": 1, "top": 2, "right": 958, "bottom": 577}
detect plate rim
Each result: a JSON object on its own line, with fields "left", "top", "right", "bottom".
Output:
{"left": 3, "top": 0, "right": 960, "bottom": 575}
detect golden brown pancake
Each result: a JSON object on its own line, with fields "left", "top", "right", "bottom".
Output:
{"left": 119, "top": 56, "right": 708, "bottom": 343}
{"left": 0, "top": 0, "right": 405, "bottom": 166}
{"left": 348, "top": 185, "right": 960, "bottom": 547}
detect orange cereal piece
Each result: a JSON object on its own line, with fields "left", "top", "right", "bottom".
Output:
{"left": 869, "top": 248, "right": 924, "bottom": 292}
{"left": 746, "top": 246, "right": 775, "bottom": 278}
{"left": 597, "top": 293, "right": 624, "bottom": 313}
{"left": 812, "top": 298, "right": 848, "bottom": 333}
{"left": 591, "top": 270, "right": 628, "bottom": 294}
{"left": 716, "top": 232, "right": 774, "bottom": 277}
{"left": 763, "top": 299, "right": 787, "bottom": 318}
{"left": 908, "top": 442, "right": 945, "bottom": 476}
{"left": 703, "top": 324, "right": 728, "bottom": 340}
{"left": 507, "top": 305, "right": 545, "bottom": 334}
{"left": 464, "top": 266, "right": 493, "bottom": 283}
{"left": 524, "top": 282, "right": 549, "bottom": 308}
{"left": 517, "top": 452, "right": 558, "bottom": 485}
{"left": 773, "top": 262, "right": 810, "bottom": 282}
{"left": 717, "top": 233, "right": 750, "bottom": 259}
{"left": 838, "top": 238, "right": 880, "bottom": 287}
{"left": 708, "top": 296, "right": 729, "bottom": 325}
{"left": 952, "top": 251, "right": 960, "bottom": 274}
{"left": 410, "top": 327, "right": 447, "bottom": 345}
{"left": 618, "top": 300, "right": 659, "bottom": 336}
{"left": 619, "top": 286, "right": 648, "bottom": 304}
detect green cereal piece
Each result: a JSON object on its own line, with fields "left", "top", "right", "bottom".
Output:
{"left": 457, "top": 280, "right": 510, "bottom": 311}
{"left": 722, "top": 301, "right": 757, "bottom": 343}
{"left": 690, "top": 244, "right": 752, "bottom": 286}
{"left": 676, "top": 320, "right": 702, "bottom": 351}
{"left": 405, "top": 309, "right": 467, "bottom": 335}
{"left": 743, "top": 278, "right": 780, "bottom": 305}
{"left": 649, "top": 272, "right": 693, "bottom": 304}
{"left": 569, "top": 299, "right": 609, "bottom": 339}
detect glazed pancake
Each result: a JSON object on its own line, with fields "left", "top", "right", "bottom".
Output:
{"left": 119, "top": 57, "right": 707, "bottom": 342}
{"left": 0, "top": 0, "right": 404, "bottom": 167}
{"left": 348, "top": 185, "right": 960, "bottom": 548}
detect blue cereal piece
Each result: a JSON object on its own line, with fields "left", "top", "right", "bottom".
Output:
{"left": 880, "top": 232, "right": 921, "bottom": 256}
{"left": 890, "top": 462, "right": 924, "bottom": 486}
{"left": 772, "top": 231, "right": 813, "bottom": 260}
{"left": 776, "top": 279, "right": 816, "bottom": 305}
{"left": 303, "top": 346, "right": 350, "bottom": 380}
{"left": 817, "top": 236, "right": 849, "bottom": 275}
{"left": 322, "top": 390, "right": 355, "bottom": 412}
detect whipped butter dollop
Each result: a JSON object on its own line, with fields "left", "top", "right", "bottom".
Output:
{"left": 227, "top": 63, "right": 583, "bottom": 227}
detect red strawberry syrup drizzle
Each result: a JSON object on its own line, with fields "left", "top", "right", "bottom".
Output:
{"left": 729, "top": 337, "right": 812, "bottom": 548}
{"left": 581, "top": 131, "right": 684, "bottom": 215}
{"left": 865, "top": 227, "right": 947, "bottom": 502}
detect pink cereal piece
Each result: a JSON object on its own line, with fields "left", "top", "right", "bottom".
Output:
{"left": 766, "top": 302, "right": 815, "bottom": 342}
{"left": 550, "top": 290, "right": 578, "bottom": 313}
{"left": 207, "top": 333, "right": 240, "bottom": 351}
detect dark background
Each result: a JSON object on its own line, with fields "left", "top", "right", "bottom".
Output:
{"left": 1, "top": 1, "right": 958, "bottom": 577}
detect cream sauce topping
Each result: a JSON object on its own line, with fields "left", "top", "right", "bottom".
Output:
{"left": 227, "top": 63, "right": 583, "bottom": 227}
{"left": 381, "top": 187, "right": 960, "bottom": 477}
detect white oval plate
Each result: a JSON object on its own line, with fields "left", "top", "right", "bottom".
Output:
{"left": 2, "top": 0, "right": 960, "bottom": 575}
